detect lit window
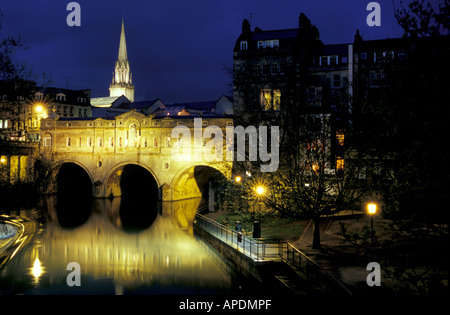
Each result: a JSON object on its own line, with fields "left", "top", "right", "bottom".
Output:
{"left": 336, "top": 131, "right": 345, "bottom": 146}
{"left": 260, "top": 89, "right": 281, "bottom": 111}
{"left": 336, "top": 157, "right": 345, "bottom": 170}
{"left": 109, "top": 137, "right": 114, "bottom": 147}
{"left": 87, "top": 137, "right": 92, "bottom": 147}
{"left": 240, "top": 41, "right": 248, "bottom": 50}
{"left": 165, "top": 137, "right": 171, "bottom": 147}
{"left": 66, "top": 138, "right": 71, "bottom": 147}
{"left": 98, "top": 137, "right": 103, "bottom": 147}
{"left": 153, "top": 137, "right": 158, "bottom": 147}
{"left": 257, "top": 41, "right": 265, "bottom": 49}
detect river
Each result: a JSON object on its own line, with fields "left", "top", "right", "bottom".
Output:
{"left": 0, "top": 196, "right": 257, "bottom": 295}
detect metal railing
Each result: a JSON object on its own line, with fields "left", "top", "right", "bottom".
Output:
{"left": 194, "top": 213, "right": 352, "bottom": 295}
{"left": 195, "top": 214, "right": 280, "bottom": 262}
{"left": 280, "top": 242, "right": 353, "bottom": 295}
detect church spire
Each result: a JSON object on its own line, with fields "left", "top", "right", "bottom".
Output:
{"left": 118, "top": 19, "right": 128, "bottom": 61}
{"left": 110, "top": 19, "right": 134, "bottom": 102}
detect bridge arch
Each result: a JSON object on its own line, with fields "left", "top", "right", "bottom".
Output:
{"left": 102, "top": 162, "right": 160, "bottom": 232}
{"left": 54, "top": 161, "right": 94, "bottom": 228}
{"left": 54, "top": 160, "right": 95, "bottom": 195}
{"left": 103, "top": 162, "right": 160, "bottom": 199}
{"left": 168, "top": 162, "right": 231, "bottom": 201}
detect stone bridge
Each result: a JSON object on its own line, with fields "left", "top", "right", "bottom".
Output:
{"left": 39, "top": 110, "right": 233, "bottom": 202}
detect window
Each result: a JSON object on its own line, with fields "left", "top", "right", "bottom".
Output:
{"left": 319, "top": 55, "right": 338, "bottom": 66}
{"left": 374, "top": 51, "right": 394, "bottom": 63}
{"left": 153, "top": 137, "right": 158, "bottom": 147}
{"left": 361, "top": 53, "right": 367, "bottom": 60}
{"left": 333, "top": 74, "right": 341, "bottom": 88}
{"left": 254, "top": 64, "right": 261, "bottom": 75}
{"left": 143, "top": 137, "right": 148, "bottom": 148}
{"left": 265, "top": 39, "right": 279, "bottom": 48}
{"left": 257, "top": 39, "right": 279, "bottom": 49}
{"left": 87, "top": 137, "right": 92, "bottom": 147}
{"left": 336, "top": 157, "right": 345, "bottom": 170}
{"left": 271, "top": 63, "right": 279, "bottom": 75}
{"left": 35, "top": 92, "right": 44, "bottom": 100}
{"left": 56, "top": 93, "right": 66, "bottom": 102}
{"left": 240, "top": 41, "right": 248, "bottom": 50}
{"left": 109, "top": 137, "right": 114, "bottom": 147}
{"left": 77, "top": 97, "right": 86, "bottom": 103}
{"left": 165, "top": 137, "right": 171, "bottom": 147}
{"left": 263, "top": 63, "right": 270, "bottom": 75}
{"left": 0, "top": 119, "right": 8, "bottom": 129}
{"left": 341, "top": 57, "right": 348, "bottom": 63}
{"left": 336, "top": 131, "right": 345, "bottom": 146}
{"left": 98, "top": 137, "right": 103, "bottom": 147}
{"left": 43, "top": 137, "right": 52, "bottom": 147}
{"left": 66, "top": 138, "right": 71, "bottom": 147}
{"left": 260, "top": 89, "right": 281, "bottom": 111}
{"left": 329, "top": 56, "right": 338, "bottom": 66}
{"left": 118, "top": 137, "right": 122, "bottom": 147}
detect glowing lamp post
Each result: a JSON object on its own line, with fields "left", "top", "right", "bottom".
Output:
{"left": 367, "top": 202, "right": 378, "bottom": 252}
{"left": 252, "top": 185, "right": 266, "bottom": 238}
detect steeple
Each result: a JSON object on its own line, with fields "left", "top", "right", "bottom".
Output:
{"left": 110, "top": 19, "right": 134, "bottom": 102}
{"left": 118, "top": 19, "right": 127, "bottom": 61}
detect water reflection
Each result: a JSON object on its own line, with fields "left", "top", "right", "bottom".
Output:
{"left": 0, "top": 197, "right": 233, "bottom": 295}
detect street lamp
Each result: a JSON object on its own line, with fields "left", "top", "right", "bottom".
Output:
{"left": 35, "top": 104, "right": 44, "bottom": 114}
{"left": 366, "top": 202, "right": 378, "bottom": 253}
{"left": 252, "top": 185, "right": 266, "bottom": 238}
{"left": 235, "top": 175, "right": 242, "bottom": 183}
{"left": 255, "top": 185, "right": 265, "bottom": 196}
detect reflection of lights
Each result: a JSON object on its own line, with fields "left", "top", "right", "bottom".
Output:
{"left": 246, "top": 171, "right": 251, "bottom": 177}
{"left": 30, "top": 258, "right": 44, "bottom": 284}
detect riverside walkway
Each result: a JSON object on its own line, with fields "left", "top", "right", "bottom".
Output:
{"left": 194, "top": 213, "right": 353, "bottom": 295}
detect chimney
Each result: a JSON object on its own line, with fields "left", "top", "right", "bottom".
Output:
{"left": 242, "top": 19, "right": 251, "bottom": 33}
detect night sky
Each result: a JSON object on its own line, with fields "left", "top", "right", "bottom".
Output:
{"left": 1, "top": 0, "right": 410, "bottom": 104}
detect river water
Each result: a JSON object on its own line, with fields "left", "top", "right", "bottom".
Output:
{"left": 0, "top": 196, "right": 256, "bottom": 295}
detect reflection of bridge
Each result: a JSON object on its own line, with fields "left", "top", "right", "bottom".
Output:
{"left": 40, "top": 111, "right": 232, "bottom": 202}
{"left": 1, "top": 200, "right": 233, "bottom": 294}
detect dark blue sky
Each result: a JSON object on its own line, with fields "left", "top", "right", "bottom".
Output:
{"left": 1, "top": 0, "right": 410, "bottom": 103}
